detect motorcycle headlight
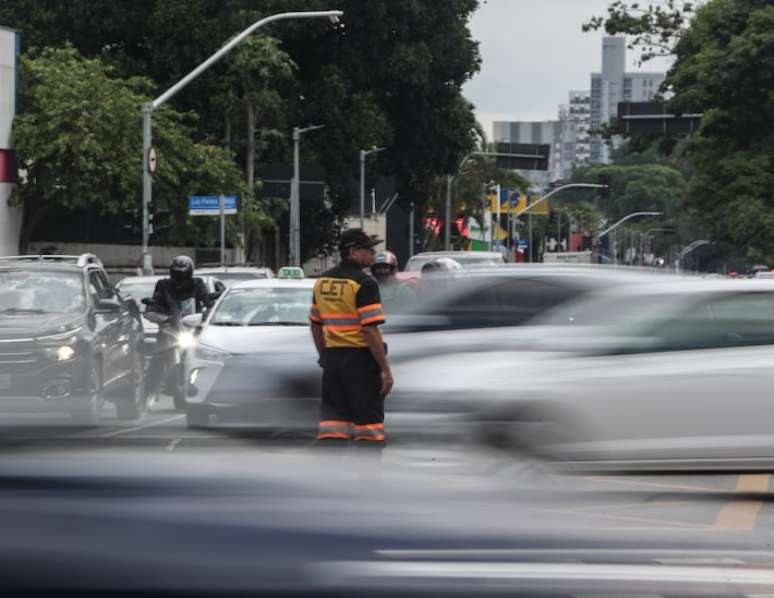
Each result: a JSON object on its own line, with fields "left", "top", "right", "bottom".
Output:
{"left": 194, "top": 343, "right": 229, "bottom": 361}
{"left": 56, "top": 346, "right": 76, "bottom": 362}
{"left": 177, "top": 331, "right": 196, "bottom": 350}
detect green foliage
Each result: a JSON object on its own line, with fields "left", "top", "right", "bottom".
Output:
{"left": 12, "top": 46, "right": 248, "bottom": 247}
{"left": 585, "top": 0, "right": 774, "bottom": 267}
{"left": 1, "top": 0, "right": 482, "bottom": 257}
{"left": 583, "top": 0, "right": 696, "bottom": 65}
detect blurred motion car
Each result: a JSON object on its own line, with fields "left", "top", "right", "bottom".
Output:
{"left": 183, "top": 276, "right": 316, "bottom": 428}
{"left": 182, "top": 266, "right": 664, "bottom": 434}
{"left": 196, "top": 265, "right": 275, "bottom": 288}
{"left": 0, "top": 254, "right": 145, "bottom": 425}
{"left": 397, "top": 279, "right": 774, "bottom": 469}
{"left": 116, "top": 274, "right": 225, "bottom": 354}
{"left": 3, "top": 449, "right": 774, "bottom": 597}
{"left": 400, "top": 250, "right": 506, "bottom": 283}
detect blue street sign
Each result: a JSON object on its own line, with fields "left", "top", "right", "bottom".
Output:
{"left": 499, "top": 187, "right": 520, "bottom": 207}
{"left": 518, "top": 239, "right": 529, "bottom": 248}
{"left": 189, "top": 195, "right": 238, "bottom": 216}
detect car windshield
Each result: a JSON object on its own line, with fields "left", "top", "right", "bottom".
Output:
{"left": 0, "top": 269, "right": 85, "bottom": 313}
{"left": 211, "top": 287, "right": 309, "bottom": 326}
{"left": 405, "top": 255, "right": 503, "bottom": 271}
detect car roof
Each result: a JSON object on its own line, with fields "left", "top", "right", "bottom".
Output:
{"left": 598, "top": 277, "right": 774, "bottom": 298}
{"left": 408, "top": 251, "right": 503, "bottom": 259}
{"left": 117, "top": 274, "right": 220, "bottom": 287}
{"left": 229, "top": 279, "right": 314, "bottom": 290}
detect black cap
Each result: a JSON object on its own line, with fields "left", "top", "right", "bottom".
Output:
{"left": 339, "top": 228, "right": 383, "bottom": 252}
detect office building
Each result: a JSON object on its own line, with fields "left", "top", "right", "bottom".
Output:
{"left": 590, "top": 37, "right": 665, "bottom": 163}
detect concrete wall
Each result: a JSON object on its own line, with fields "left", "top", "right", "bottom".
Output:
{"left": 26, "top": 242, "right": 239, "bottom": 270}
{"left": 0, "top": 26, "right": 20, "bottom": 255}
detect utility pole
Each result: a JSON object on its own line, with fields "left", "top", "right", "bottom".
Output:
{"left": 140, "top": 10, "right": 343, "bottom": 274}
{"left": 291, "top": 124, "right": 324, "bottom": 267}
{"left": 360, "top": 147, "right": 386, "bottom": 228}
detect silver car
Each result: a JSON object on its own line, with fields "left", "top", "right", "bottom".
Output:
{"left": 182, "top": 266, "right": 664, "bottom": 434}
{"left": 397, "top": 279, "right": 774, "bottom": 469}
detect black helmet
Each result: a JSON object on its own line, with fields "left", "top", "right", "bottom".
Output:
{"left": 170, "top": 255, "right": 194, "bottom": 288}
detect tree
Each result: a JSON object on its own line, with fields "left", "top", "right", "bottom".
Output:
{"left": 1, "top": 0, "right": 482, "bottom": 258}
{"left": 583, "top": 0, "right": 697, "bottom": 65}
{"left": 586, "top": 0, "right": 774, "bottom": 265}
{"left": 12, "top": 46, "right": 248, "bottom": 250}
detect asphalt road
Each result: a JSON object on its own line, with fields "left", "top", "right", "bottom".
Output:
{"left": 1, "top": 394, "right": 773, "bottom": 537}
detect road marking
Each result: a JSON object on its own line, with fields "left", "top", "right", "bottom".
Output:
{"left": 583, "top": 475, "right": 722, "bottom": 493}
{"left": 98, "top": 414, "right": 185, "bottom": 438}
{"left": 166, "top": 438, "right": 182, "bottom": 452}
{"left": 714, "top": 474, "right": 770, "bottom": 530}
{"left": 532, "top": 505, "right": 715, "bottom": 529}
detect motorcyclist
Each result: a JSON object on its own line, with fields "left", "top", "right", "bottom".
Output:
{"left": 371, "top": 250, "right": 416, "bottom": 312}
{"left": 144, "top": 256, "right": 218, "bottom": 408}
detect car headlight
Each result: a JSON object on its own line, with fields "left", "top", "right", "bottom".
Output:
{"left": 56, "top": 346, "right": 76, "bottom": 362}
{"left": 194, "top": 343, "right": 229, "bottom": 361}
{"left": 177, "top": 331, "right": 196, "bottom": 350}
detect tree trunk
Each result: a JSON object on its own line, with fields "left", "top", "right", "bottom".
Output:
{"left": 245, "top": 102, "right": 256, "bottom": 194}
{"left": 19, "top": 201, "right": 54, "bottom": 253}
{"left": 224, "top": 113, "right": 232, "bottom": 153}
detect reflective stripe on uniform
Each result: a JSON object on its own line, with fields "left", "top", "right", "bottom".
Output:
{"left": 309, "top": 304, "right": 322, "bottom": 323}
{"left": 358, "top": 303, "right": 386, "bottom": 326}
{"left": 320, "top": 316, "right": 361, "bottom": 326}
{"left": 352, "top": 422, "right": 385, "bottom": 442}
{"left": 318, "top": 419, "right": 353, "bottom": 440}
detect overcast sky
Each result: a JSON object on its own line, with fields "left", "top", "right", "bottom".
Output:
{"left": 463, "top": 0, "right": 673, "bottom": 138}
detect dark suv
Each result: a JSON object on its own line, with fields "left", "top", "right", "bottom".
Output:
{"left": 0, "top": 254, "right": 146, "bottom": 425}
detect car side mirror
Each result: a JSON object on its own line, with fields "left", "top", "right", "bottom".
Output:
{"left": 181, "top": 313, "right": 204, "bottom": 328}
{"left": 96, "top": 297, "right": 122, "bottom": 312}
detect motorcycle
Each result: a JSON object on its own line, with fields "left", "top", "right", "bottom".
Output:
{"left": 141, "top": 297, "right": 200, "bottom": 410}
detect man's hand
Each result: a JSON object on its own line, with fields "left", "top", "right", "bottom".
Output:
{"left": 380, "top": 369, "right": 394, "bottom": 398}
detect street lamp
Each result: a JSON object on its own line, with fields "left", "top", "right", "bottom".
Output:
{"left": 290, "top": 124, "right": 325, "bottom": 267}
{"left": 597, "top": 211, "right": 663, "bottom": 266}
{"left": 360, "top": 147, "right": 386, "bottom": 228}
{"left": 140, "top": 10, "right": 343, "bottom": 274}
{"left": 676, "top": 239, "right": 711, "bottom": 273}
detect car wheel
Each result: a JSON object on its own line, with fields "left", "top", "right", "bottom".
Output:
{"left": 115, "top": 350, "right": 146, "bottom": 421}
{"left": 186, "top": 406, "right": 210, "bottom": 429}
{"left": 69, "top": 365, "right": 103, "bottom": 427}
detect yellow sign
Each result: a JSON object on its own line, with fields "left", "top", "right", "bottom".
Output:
{"left": 488, "top": 194, "right": 549, "bottom": 215}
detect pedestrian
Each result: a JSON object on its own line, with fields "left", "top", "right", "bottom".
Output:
{"left": 309, "top": 229, "right": 393, "bottom": 449}
{"left": 371, "top": 250, "right": 416, "bottom": 312}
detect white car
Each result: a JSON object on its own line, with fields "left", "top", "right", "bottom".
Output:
{"left": 182, "top": 277, "right": 316, "bottom": 429}
{"left": 196, "top": 266, "right": 275, "bottom": 288}
{"left": 396, "top": 279, "right": 774, "bottom": 470}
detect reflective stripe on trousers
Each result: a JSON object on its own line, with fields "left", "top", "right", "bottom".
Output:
{"left": 317, "top": 419, "right": 353, "bottom": 440}
{"left": 352, "top": 423, "right": 385, "bottom": 442}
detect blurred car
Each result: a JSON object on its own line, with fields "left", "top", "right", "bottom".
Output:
{"left": 196, "top": 265, "right": 275, "bottom": 288}
{"left": 3, "top": 449, "right": 774, "bottom": 597}
{"left": 0, "top": 254, "right": 145, "bottom": 424}
{"left": 182, "top": 266, "right": 663, "bottom": 434}
{"left": 116, "top": 274, "right": 225, "bottom": 354}
{"left": 397, "top": 278, "right": 774, "bottom": 469}
{"left": 400, "top": 251, "right": 506, "bottom": 282}
{"left": 183, "top": 277, "right": 316, "bottom": 428}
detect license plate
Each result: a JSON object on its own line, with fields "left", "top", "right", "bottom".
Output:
{"left": 0, "top": 375, "right": 11, "bottom": 390}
